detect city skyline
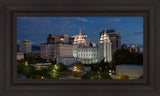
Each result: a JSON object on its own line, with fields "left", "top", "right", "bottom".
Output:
{"left": 17, "top": 17, "right": 143, "bottom": 51}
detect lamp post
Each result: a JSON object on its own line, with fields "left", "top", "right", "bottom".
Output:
{"left": 73, "top": 66, "right": 77, "bottom": 77}
{"left": 25, "top": 61, "right": 28, "bottom": 66}
{"left": 99, "top": 67, "right": 102, "bottom": 73}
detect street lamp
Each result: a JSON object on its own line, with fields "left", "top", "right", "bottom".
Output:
{"left": 99, "top": 67, "right": 102, "bottom": 73}
{"left": 73, "top": 66, "right": 77, "bottom": 76}
{"left": 25, "top": 61, "right": 28, "bottom": 66}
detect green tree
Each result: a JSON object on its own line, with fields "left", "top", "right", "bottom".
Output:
{"left": 73, "top": 61, "right": 85, "bottom": 72}
{"left": 113, "top": 49, "right": 143, "bottom": 65}
{"left": 56, "top": 63, "right": 68, "bottom": 72}
{"left": 17, "top": 63, "right": 37, "bottom": 79}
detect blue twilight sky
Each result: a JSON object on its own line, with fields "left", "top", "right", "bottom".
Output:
{"left": 17, "top": 17, "right": 143, "bottom": 51}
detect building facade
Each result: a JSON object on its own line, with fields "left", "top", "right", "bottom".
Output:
{"left": 129, "top": 45, "right": 140, "bottom": 53}
{"left": 98, "top": 29, "right": 112, "bottom": 62}
{"left": 57, "top": 57, "right": 78, "bottom": 65}
{"left": 41, "top": 29, "right": 113, "bottom": 64}
{"left": 47, "top": 34, "right": 69, "bottom": 44}
{"left": 73, "top": 28, "right": 112, "bottom": 64}
{"left": 77, "top": 46, "right": 99, "bottom": 64}
{"left": 17, "top": 52, "right": 24, "bottom": 60}
{"left": 53, "top": 43, "right": 73, "bottom": 58}
{"left": 121, "top": 44, "right": 140, "bottom": 53}
{"left": 41, "top": 43, "right": 74, "bottom": 60}
{"left": 40, "top": 43, "right": 54, "bottom": 60}
{"left": 69, "top": 28, "right": 90, "bottom": 47}
{"left": 19, "top": 40, "right": 32, "bottom": 53}
{"left": 100, "top": 29, "right": 121, "bottom": 54}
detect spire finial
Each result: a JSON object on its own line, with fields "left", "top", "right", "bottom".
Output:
{"left": 79, "top": 28, "right": 82, "bottom": 36}
{"left": 105, "top": 24, "right": 107, "bottom": 32}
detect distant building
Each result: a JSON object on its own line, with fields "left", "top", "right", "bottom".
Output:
{"left": 116, "top": 64, "right": 143, "bottom": 79}
{"left": 25, "top": 51, "right": 41, "bottom": 57}
{"left": 19, "top": 40, "right": 32, "bottom": 53}
{"left": 121, "top": 43, "right": 131, "bottom": 49}
{"left": 30, "top": 62, "right": 52, "bottom": 70}
{"left": 53, "top": 43, "right": 73, "bottom": 58}
{"left": 68, "top": 65, "right": 91, "bottom": 72}
{"left": 69, "top": 28, "right": 90, "bottom": 47}
{"left": 47, "top": 34, "right": 69, "bottom": 44}
{"left": 40, "top": 43, "right": 54, "bottom": 60}
{"left": 17, "top": 52, "right": 24, "bottom": 60}
{"left": 100, "top": 29, "right": 121, "bottom": 54}
{"left": 129, "top": 45, "right": 140, "bottom": 53}
{"left": 57, "top": 57, "right": 78, "bottom": 65}
{"left": 121, "top": 44, "right": 140, "bottom": 53}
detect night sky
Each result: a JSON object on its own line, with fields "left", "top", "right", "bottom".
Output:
{"left": 17, "top": 17, "right": 143, "bottom": 52}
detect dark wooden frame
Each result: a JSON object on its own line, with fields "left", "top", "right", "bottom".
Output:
{"left": 0, "top": 0, "right": 160, "bottom": 96}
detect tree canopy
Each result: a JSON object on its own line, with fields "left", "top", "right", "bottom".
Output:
{"left": 113, "top": 49, "right": 143, "bottom": 65}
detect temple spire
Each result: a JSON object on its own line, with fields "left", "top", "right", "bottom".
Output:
{"left": 104, "top": 24, "right": 107, "bottom": 33}
{"left": 79, "top": 28, "right": 82, "bottom": 36}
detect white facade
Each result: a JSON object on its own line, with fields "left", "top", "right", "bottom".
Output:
{"left": 73, "top": 28, "right": 112, "bottom": 64}
{"left": 77, "top": 46, "right": 99, "bottom": 64}
{"left": 99, "top": 28, "right": 112, "bottom": 62}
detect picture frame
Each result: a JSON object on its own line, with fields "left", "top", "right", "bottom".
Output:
{"left": 0, "top": 0, "right": 160, "bottom": 96}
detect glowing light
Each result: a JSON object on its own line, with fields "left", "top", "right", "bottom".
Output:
{"left": 25, "top": 61, "right": 28, "bottom": 66}
{"left": 73, "top": 66, "right": 77, "bottom": 72}
{"left": 54, "top": 65, "right": 58, "bottom": 70}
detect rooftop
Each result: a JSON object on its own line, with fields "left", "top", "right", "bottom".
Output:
{"left": 117, "top": 64, "right": 143, "bottom": 67}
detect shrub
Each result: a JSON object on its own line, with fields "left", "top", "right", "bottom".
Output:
{"left": 117, "top": 74, "right": 129, "bottom": 79}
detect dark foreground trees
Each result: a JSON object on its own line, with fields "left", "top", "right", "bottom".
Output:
{"left": 113, "top": 49, "right": 143, "bottom": 65}
{"left": 81, "top": 72, "right": 112, "bottom": 79}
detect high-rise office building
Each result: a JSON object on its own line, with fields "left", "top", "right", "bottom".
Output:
{"left": 40, "top": 43, "right": 54, "bottom": 60}
{"left": 47, "top": 34, "right": 69, "bottom": 44}
{"left": 19, "top": 40, "right": 32, "bottom": 53}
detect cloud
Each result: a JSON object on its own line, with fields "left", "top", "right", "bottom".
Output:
{"left": 73, "top": 17, "right": 88, "bottom": 22}
{"left": 109, "top": 19, "right": 121, "bottom": 22}
{"left": 121, "top": 32, "right": 143, "bottom": 38}
{"left": 52, "top": 17, "right": 88, "bottom": 22}
{"left": 134, "top": 32, "right": 143, "bottom": 35}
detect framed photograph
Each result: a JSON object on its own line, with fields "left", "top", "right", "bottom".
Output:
{"left": 16, "top": 16, "right": 144, "bottom": 80}
{"left": 0, "top": 0, "right": 160, "bottom": 96}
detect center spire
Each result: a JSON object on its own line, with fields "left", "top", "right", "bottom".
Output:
{"left": 79, "top": 28, "right": 82, "bottom": 36}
